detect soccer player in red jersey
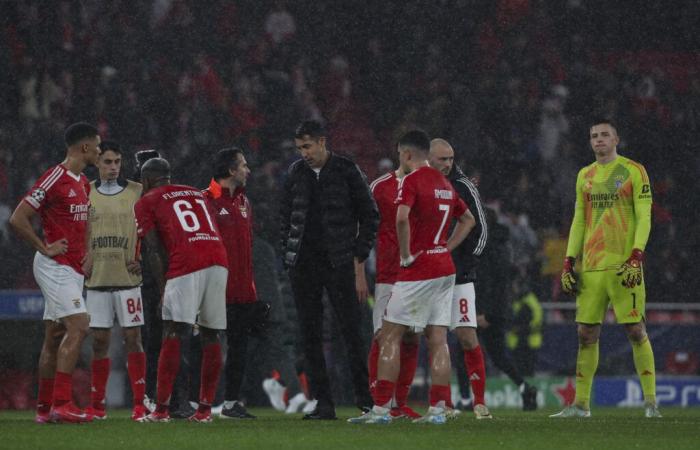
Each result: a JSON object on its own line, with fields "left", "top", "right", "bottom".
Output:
{"left": 10, "top": 122, "right": 101, "bottom": 424}
{"left": 350, "top": 130, "right": 476, "bottom": 425}
{"left": 203, "top": 147, "right": 266, "bottom": 419}
{"left": 367, "top": 161, "right": 421, "bottom": 419}
{"left": 134, "top": 158, "right": 228, "bottom": 423}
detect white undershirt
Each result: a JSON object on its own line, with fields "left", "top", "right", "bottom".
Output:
{"left": 97, "top": 179, "right": 124, "bottom": 195}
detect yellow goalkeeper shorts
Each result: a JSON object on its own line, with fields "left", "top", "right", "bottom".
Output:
{"left": 575, "top": 269, "right": 646, "bottom": 324}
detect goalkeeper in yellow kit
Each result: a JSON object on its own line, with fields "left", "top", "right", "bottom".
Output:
{"left": 551, "top": 119, "right": 661, "bottom": 418}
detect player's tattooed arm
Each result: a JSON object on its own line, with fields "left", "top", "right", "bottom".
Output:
{"left": 9, "top": 201, "right": 68, "bottom": 256}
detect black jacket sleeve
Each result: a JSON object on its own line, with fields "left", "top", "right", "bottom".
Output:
{"left": 347, "top": 162, "right": 379, "bottom": 262}
{"left": 452, "top": 176, "right": 487, "bottom": 257}
{"left": 279, "top": 164, "right": 295, "bottom": 258}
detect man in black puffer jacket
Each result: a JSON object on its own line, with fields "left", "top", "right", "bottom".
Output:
{"left": 280, "top": 120, "right": 379, "bottom": 420}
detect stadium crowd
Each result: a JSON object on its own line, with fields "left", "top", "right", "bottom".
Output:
{"left": 1, "top": 0, "right": 698, "bottom": 304}
{"left": 1, "top": 3, "right": 699, "bottom": 416}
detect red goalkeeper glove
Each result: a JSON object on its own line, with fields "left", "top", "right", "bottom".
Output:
{"left": 561, "top": 257, "right": 578, "bottom": 295}
{"left": 617, "top": 249, "right": 644, "bottom": 288}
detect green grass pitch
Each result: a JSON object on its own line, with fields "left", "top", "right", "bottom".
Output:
{"left": 2, "top": 407, "right": 699, "bottom": 449}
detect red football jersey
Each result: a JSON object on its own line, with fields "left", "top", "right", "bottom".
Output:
{"left": 395, "top": 166, "right": 468, "bottom": 282}
{"left": 135, "top": 184, "right": 228, "bottom": 279}
{"left": 371, "top": 171, "right": 400, "bottom": 284}
{"left": 204, "top": 179, "right": 257, "bottom": 304}
{"left": 23, "top": 164, "right": 91, "bottom": 274}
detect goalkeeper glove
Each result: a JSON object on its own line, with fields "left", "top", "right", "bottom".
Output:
{"left": 617, "top": 249, "right": 644, "bottom": 288}
{"left": 561, "top": 257, "right": 578, "bottom": 294}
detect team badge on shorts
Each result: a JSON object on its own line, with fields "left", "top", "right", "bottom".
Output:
{"left": 73, "top": 299, "right": 81, "bottom": 309}
{"left": 31, "top": 188, "right": 46, "bottom": 203}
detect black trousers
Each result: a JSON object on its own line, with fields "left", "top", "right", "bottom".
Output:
{"left": 224, "top": 304, "right": 251, "bottom": 401}
{"left": 289, "top": 253, "right": 372, "bottom": 410}
{"left": 142, "top": 282, "right": 162, "bottom": 400}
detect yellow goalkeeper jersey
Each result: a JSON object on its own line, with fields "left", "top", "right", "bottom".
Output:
{"left": 565, "top": 155, "right": 652, "bottom": 272}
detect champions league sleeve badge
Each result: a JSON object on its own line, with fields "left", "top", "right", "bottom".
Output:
{"left": 31, "top": 188, "right": 46, "bottom": 203}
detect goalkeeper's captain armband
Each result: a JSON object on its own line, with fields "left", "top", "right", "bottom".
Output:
{"left": 617, "top": 249, "right": 644, "bottom": 288}
{"left": 561, "top": 256, "right": 578, "bottom": 294}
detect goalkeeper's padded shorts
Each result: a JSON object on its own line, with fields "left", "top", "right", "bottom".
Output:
{"left": 575, "top": 269, "right": 645, "bottom": 324}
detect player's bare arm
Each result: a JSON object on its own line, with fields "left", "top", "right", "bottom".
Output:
{"left": 354, "top": 257, "right": 369, "bottom": 303}
{"left": 126, "top": 260, "right": 142, "bottom": 275}
{"left": 396, "top": 204, "right": 421, "bottom": 267}
{"left": 81, "top": 209, "right": 94, "bottom": 277}
{"left": 142, "top": 230, "right": 167, "bottom": 298}
{"left": 446, "top": 209, "right": 476, "bottom": 252}
{"left": 9, "top": 201, "right": 68, "bottom": 257}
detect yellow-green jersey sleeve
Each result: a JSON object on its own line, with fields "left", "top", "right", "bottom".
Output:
{"left": 630, "top": 162, "right": 652, "bottom": 251}
{"left": 565, "top": 168, "right": 586, "bottom": 259}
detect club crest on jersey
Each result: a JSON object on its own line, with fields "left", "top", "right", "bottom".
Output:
{"left": 614, "top": 175, "right": 625, "bottom": 190}
{"left": 239, "top": 205, "right": 248, "bottom": 218}
{"left": 31, "top": 188, "right": 46, "bottom": 202}
{"left": 584, "top": 181, "right": 592, "bottom": 191}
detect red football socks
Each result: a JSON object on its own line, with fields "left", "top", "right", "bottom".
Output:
{"left": 156, "top": 338, "right": 181, "bottom": 411}
{"left": 52, "top": 371, "right": 73, "bottom": 407}
{"left": 465, "top": 346, "right": 486, "bottom": 406}
{"left": 372, "top": 379, "right": 395, "bottom": 408}
{"left": 429, "top": 384, "right": 451, "bottom": 408}
{"left": 199, "top": 343, "right": 222, "bottom": 410}
{"left": 90, "top": 358, "right": 111, "bottom": 410}
{"left": 367, "top": 339, "right": 379, "bottom": 396}
{"left": 37, "top": 377, "right": 54, "bottom": 412}
{"left": 127, "top": 352, "right": 146, "bottom": 406}
{"left": 395, "top": 342, "right": 419, "bottom": 407}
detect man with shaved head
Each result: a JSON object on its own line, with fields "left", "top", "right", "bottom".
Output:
{"left": 134, "top": 157, "right": 229, "bottom": 423}
{"left": 429, "top": 138, "right": 538, "bottom": 416}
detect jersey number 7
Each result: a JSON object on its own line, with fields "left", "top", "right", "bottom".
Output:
{"left": 434, "top": 203, "right": 450, "bottom": 244}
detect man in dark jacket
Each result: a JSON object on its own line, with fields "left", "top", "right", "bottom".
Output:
{"left": 280, "top": 120, "right": 379, "bottom": 420}
{"left": 430, "top": 138, "right": 492, "bottom": 418}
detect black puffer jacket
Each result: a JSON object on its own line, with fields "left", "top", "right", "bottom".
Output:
{"left": 279, "top": 152, "right": 379, "bottom": 268}
{"left": 449, "top": 164, "right": 488, "bottom": 284}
